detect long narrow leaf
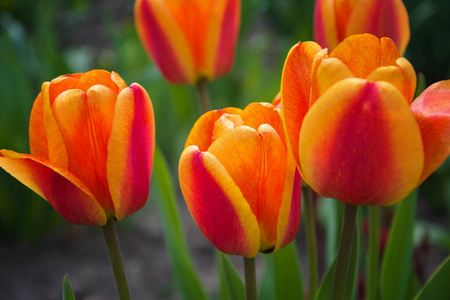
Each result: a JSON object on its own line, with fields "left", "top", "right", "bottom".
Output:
{"left": 62, "top": 274, "right": 76, "bottom": 300}
{"left": 414, "top": 256, "right": 450, "bottom": 300}
{"left": 217, "top": 252, "right": 245, "bottom": 300}
{"left": 153, "top": 146, "right": 208, "bottom": 300}
{"left": 380, "top": 191, "right": 417, "bottom": 300}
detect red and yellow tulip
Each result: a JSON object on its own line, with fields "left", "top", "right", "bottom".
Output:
{"left": 179, "top": 103, "right": 301, "bottom": 257}
{"left": 134, "top": 0, "right": 241, "bottom": 84}
{"left": 281, "top": 34, "right": 450, "bottom": 206}
{"left": 314, "top": 0, "right": 410, "bottom": 54}
{"left": 0, "top": 70, "right": 155, "bottom": 225}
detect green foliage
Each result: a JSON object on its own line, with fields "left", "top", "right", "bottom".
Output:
{"left": 217, "top": 252, "right": 245, "bottom": 300}
{"left": 62, "top": 274, "right": 76, "bottom": 300}
{"left": 414, "top": 256, "right": 450, "bottom": 300}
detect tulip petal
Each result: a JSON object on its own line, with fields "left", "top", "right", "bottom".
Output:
{"left": 314, "top": 0, "right": 339, "bottom": 50}
{"left": 179, "top": 145, "right": 260, "bottom": 257}
{"left": 135, "top": 0, "right": 195, "bottom": 83}
{"left": 0, "top": 150, "right": 106, "bottom": 225}
{"left": 185, "top": 107, "right": 243, "bottom": 151}
{"left": 274, "top": 169, "right": 302, "bottom": 252}
{"left": 396, "top": 57, "right": 417, "bottom": 103}
{"left": 300, "top": 79, "right": 424, "bottom": 206}
{"left": 347, "top": 0, "right": 410, "bottom": 55}
{"left": 107, "top": 84, "right": 155, "bottom": 221}
{"left": 411, "top": 80, "right": 450, "bottom": 185}
{"left": 29, "top": 92, "right": 49, "bottom": 159}
{"left": 281, "top": 41, "right": 323, "bottom": 168}
{"left": 52, "top": 86, "right": 115, "bottom": 213}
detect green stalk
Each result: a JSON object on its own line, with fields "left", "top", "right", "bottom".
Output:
{"left": 331, "top": 204, "right": 358, "bottom": 300}
{"left": 244, "top": 257, "right": 257, "bottom": 300}
{"left": 196, "top": 79, "right": 212, "bottom": 114}
{"left": 366, "top": 206, "right": 380, "bottom": 300}
{"left": 102, "top": 219, "right": 132, "bottom": 300}
{"left": 302, "top": 186, "right": 318, "bottom": 299}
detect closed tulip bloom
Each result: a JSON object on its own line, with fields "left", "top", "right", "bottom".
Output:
{"left": 134, "top": 0, "right": 240, "bottom": 84}
{"left": 281, "top": 34, "right": 450, "bottom": 206}
{"left": 0, "top": 70, "right": 155, "bottom": 225}
{"left": 314, "top": 0, "right": 410, "bottom": 54}
{"left": 179, "top": 103, "right": 301, "bottom": 257}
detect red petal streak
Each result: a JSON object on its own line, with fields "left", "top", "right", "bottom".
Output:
{"left": 107, "top": 84, "right": 155, "bottom": 220}
{"left": 0, "top": 150, "right": 106, "bottom": 225}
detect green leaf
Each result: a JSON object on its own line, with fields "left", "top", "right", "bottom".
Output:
{"left": 152, "top": 145, "right": 208, "bottom": 300}
{"left": 217, "top": 252, "right": 245, "bottom": 300}
{"left": 380, "top": 190, "right": 417, "bottom": 300}
{"left": 315, "top": 221, "right": 359, "bottom": 300}
{"left": 414, "top": 256, "right": 450, "bottom": 300}
{"left": 62, "top": 274, "right": 76, "bottom": 300}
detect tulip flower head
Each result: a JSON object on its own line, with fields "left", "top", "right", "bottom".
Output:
{"left": 281, "top": 34, "right": 450, "bottom": 206}
{"left": 0, "top": 70, "right": 155, "bottom": 225}
{"left": 314, "top": 0, "right": 410, "bottom": 54}
{"left": 134, "top": 0, "right": 241, "bottom": 84}
{"left": 179, "top": 103, "right": 301, "bottom": 258}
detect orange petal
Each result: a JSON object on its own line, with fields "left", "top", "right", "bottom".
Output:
{"left": 411, "top": 80, "right": 450, "bottom": 185}
{"left": 76, "top": 70, "right": 123, "bottom": 95}
{"left": 0, "top": 150, "right": 106, "bottom": 225}
{"left": 29, "top": 92, "right": 49, "bottom": 159}
{"left": 396, "top": 57, "right": 416, "bottom": 103}
{"left": 179, "top": 146, "right": 260, "bottom": 257}
{"left": 51, "top": 86, "right": 116, "bottom": 213}
{"left": 107, "top": 84, "right": 155, "bottom": 221}
{"left": 281, "top": 41, "right": 323, "bottom": 168}
{"left": 185, "top": 107, "right": 243, "bottom": 151}
{"left": 300, "top": 79, "right": 424, "bottom": 206}
{"left": 134, "top": 0, "right": 195, "bottom": 83}
{"left": 347, "top": 0, "right": 410, "bottom": 55}
{"left": 313, "top": 0, "right": 339, "bottom": 50}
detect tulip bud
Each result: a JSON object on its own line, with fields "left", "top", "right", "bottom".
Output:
{"left": 0, "top": 70, "right": 155, "bottom": 225}
{"left": 134, "top": 0, "right": 241, "bottom": 84}
{"left": 179, "top": 103, "right": 301, "bottom": 257}
{"left": 314, "top": 0, "right": 410, "bottom": 54}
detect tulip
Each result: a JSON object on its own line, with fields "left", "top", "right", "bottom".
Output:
{"left": 134, "top": 0, "right": 241, "bottom": 85}
{"left": 179, "top": 102, "right": 301, "bottom": 258}
{"left": 281, "top": 34, "right": 450, "bottom": 206}
{"left": 314, "top": 0, "right": 410, "bottom": 54}
{"left": 0, "top": 70, "right": 155, "bottom": 225}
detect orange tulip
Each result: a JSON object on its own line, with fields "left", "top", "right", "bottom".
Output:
{"left": 314, "top": 0, "right": 410, "bottom": 54}
{"left": 281, "top": 34, "right": 450, "bottom": 206}
{"left": 179, "top": 103, "right": 301, "bottom": 257}
{"left": 0, "top": 70, "right": 155, "bottom": 225}
{"left": 134, "top": 0, "right": 241, "bottom": 84}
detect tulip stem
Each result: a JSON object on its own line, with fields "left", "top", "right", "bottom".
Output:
{"left": 102, "top": 219, "right": 132, "bottom": 300}
{"left": 244, "top": 257, "right": 257, "bottom": 300}
{"left": 331, "top": 204, "right": 357, "bottom": 300}
{"left": 196, "top": 79, "right": 212, "bottom": 114}
{"left": 366, "top": 206, "right": 380, "bottom": 300}
{"left": 302, "top": 186, "right": 318, "bottom": 299}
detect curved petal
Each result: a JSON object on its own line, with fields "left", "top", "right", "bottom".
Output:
{"left": 347, "top": 0, "right": 410, "bottom": 55}
{"left": 111, "top": 71, "right": 128, "bottom": 92}
{"left": 134, "top": 0, "right": 195, "bottom": 83}
{"left": 29, "top": 92, "right": 49, "bottom": 159}
{"left": 313, "top": 0, "right": 339, "bottom": 50}
{"left": 76, "top": 70, "right": 123, "bottom": 94}
{"left": 411, "top": 80, "right": 450, "bottom": 185}
{"left": 52, "top": 86, "right": 115, "bottom": 213}
{"left": 107, "top": 84, "right": 155, "bottom": 220}
{"left": 0, "top": 150, "right": 106, "bottom": 225}
{"left": 300, "top": 79, "right": 424, "bottom": 206}
{"left": 179, "top": 146, "right": 260, "bottom": 257}
{"left": 281, "top": 41, "right": 323, "bottom": 167}
{"left": 185, "top": 107, "right": 243, "bottom": 151}
{"left": 396, "top": 57, "right": 416, "bottom": 103}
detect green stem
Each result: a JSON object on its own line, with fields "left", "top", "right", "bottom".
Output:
{"left": 196, "top": 79, "right": 212, "bottom": 114}
{"left": 102, "top": 219, "right": 132, "bottom": 300}
{"left": 244, "top": 257, "right": 257, "bottom": 300}
{"left": 302, "top": 186, "right": 318, "bottom": 299}
{"left": 331, "top": 204, "right": 358, "bottom": 300}
{"left": 366, "top": 206, "right": 380, "bottom": 300}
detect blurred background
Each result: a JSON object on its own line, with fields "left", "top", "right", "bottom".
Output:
{"left": 0, "top": 0, "right": 449, "bottom": 299}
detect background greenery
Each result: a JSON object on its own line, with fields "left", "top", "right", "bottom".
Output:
{"left": 0, "top": 0, "right": 448, "bottom": 298}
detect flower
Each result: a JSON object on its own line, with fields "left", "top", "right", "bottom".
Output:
{"left": 0, "top": 70, "right": 155, "bottom": 225}
{"left": 314, "top": 0, "right": 410, "bottom": 54}
{"left": 178, "top": 102, "right": 301, "bottom": 257}
{"left": 281, "top": 34, "right": 450, "bottom": 206}
{"left": 134, "top": 0, "right": 241, "bottom": 84}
